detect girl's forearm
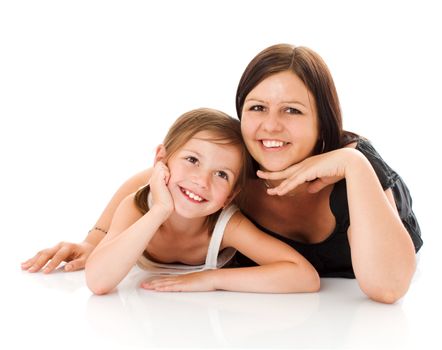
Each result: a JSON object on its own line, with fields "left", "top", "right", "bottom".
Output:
{"left": 344, "top": 152, "right": 416, "bottom": 303}
{"left": 85, "top": 206, "right": 168, "bottom": 295}
{"left": 209, "top": 262, "right": 320, "bottom": 293}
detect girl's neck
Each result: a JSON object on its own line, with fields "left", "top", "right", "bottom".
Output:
{"left": 162, "top": 211, "right": 208, "bottom": 238}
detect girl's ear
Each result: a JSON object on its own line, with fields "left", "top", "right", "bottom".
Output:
{"left": 154, "top": 145, "right": 167, "bottom": 164}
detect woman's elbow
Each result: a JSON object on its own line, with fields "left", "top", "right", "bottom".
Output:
{"left": 360, "top": 279, "right": 411, "bottom": 304}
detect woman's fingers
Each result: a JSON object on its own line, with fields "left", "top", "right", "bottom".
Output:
{"left": 24, "top": 248, "right": 57, "bottom": 272}
{"left": 64, "top": 257, "right": 86, "bottom": 272}
{"left": 42, "top": 246, "right": 72, "bottom": 273}
{"left": 257, "top": 168, "right": 292, "bottom": 180}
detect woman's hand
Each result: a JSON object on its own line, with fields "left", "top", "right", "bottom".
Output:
{"left": 149, "top": 161, "right": 174, "bottom": 217}
{"left": 21, "top": 241, "right": 95, "bottom": 273}
{"left": 258, "top": 148, "right": 360, "bottom": 196}
{"left": 140, "top": 270, "right": 216, "bottom": 292}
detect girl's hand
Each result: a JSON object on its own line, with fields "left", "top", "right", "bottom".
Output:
{"left": 21, "top": 241, "right": 95, "bottom": 273}
{"left": 149, "top": 161, "right": 174, "bottom": 217}
{"left": 140, "top": 270, "right": 216, "bottom": 292}
{"left": 258, "top": 148, "right": 360, "bottom": 196}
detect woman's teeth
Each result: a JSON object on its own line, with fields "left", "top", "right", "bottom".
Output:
{"left": 262, "top": 140, "right": 285, "bottom": 148}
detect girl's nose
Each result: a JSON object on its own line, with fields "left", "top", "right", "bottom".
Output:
{"left": 191, "top": 170, "right": 210, "bottom": 189}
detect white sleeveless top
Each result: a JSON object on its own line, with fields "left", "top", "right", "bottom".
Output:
{"left": 137, "top": 191, "right": 238, "bottom": 275}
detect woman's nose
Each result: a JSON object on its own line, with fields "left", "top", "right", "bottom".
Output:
{"left": 261, "top": 110, "right": 283, "bottom": 133}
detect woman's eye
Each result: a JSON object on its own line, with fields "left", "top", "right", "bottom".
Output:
{"left": 286, "top": 107, "right": 302, "bottom": 115}
{"left": 186, "top": 156, "right": 198, "bottom": 164}
{"left": 249, "top": 105, "right": 265, "bottom": 112}
{"left": 215, "top": 171, "right": 229, "bottom": 181}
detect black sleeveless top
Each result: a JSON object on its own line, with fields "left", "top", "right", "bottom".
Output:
{"left": 235, "top": 138, "right": 423, "bottom": 278}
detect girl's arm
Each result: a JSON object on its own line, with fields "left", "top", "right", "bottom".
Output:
{"left": 21, "top": 169, "right": 151, "bottom": 273}
{"left": 142, "top": 212, "right": 320, "bottom": 293}
{"left": 86, "top": 163, "right": 173, "bottom": 295}
{"left": 258, "top": 148, "right": 416, "bottom": 303}
{"left": 208, "top": 212, "right": 320, "bottom": 293}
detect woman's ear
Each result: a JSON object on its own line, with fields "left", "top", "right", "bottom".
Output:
{"left": 154, "top": 145, "right": 167, "bottom": 164}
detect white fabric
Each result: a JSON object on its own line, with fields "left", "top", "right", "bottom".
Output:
{"left": 137, "top": 191, "right": 238, "bottom": 275}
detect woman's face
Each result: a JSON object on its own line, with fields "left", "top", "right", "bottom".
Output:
{"left": 241, "top": 70, "right": 319, "bottom": 172}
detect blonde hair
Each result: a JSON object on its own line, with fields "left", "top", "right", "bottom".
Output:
{"left": 135, "top": 108, "right": 252, "bottom": 232}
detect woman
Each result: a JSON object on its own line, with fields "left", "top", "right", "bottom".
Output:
{"left": 22, "top": 44, "right": 422, "bottom": 303}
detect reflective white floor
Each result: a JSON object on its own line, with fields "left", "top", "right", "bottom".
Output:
{"left": 2, "top": 248, "right": 439, "bottom": 350}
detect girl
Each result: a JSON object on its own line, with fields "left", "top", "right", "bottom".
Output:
{"left": 84, "top": 108, "right": 319, "bottom": 294}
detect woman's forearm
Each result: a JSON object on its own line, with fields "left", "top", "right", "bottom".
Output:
{"left": 85, "top": 206, "right": 168, "bottom": 295}
{"left": 210, "top": 262, "right": 320, "bottom": 293}
{"left": 85, "top": 169, "right": 151, "bottom": 243}
{"left": 344, "top": 152, "right": 416, "bottom": 303}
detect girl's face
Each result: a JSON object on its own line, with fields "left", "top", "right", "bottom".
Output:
{"left": 166, "top": 131, "right": 242, "bottom": 219}
{"left": 241, "top": 70, "right": 319, "bottom": 172}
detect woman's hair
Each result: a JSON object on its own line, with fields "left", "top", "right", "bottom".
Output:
{"left": 134, "top": 108, "right": 252, "bottom": 231}
{"left": 236, "top": 44, "right": 358, "bottom": 156}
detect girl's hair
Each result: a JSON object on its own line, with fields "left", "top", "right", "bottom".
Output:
{"left": 236, "top": 44, "right": 358, "bottom": 158}
{"left": 134, "top": 108, "right": 252, "bottom": 231}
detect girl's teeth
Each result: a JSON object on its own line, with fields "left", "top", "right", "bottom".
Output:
{"left": 262, "top": 140, "right": 284, "bottom": 148}
{"left": 185, "top": 190, "right": 203, "bottom": 202}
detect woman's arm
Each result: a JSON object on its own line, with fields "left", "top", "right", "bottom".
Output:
{"left": 142, "top": 212, "right": 320, "bottom": 293}
{"left": 86, "top": 163, "right": 172, "bottom": 295}
{"left": 344, "top": 152, "right": 415, "bottom": 304}
{"left": 88, "top": 168, "right": 152, "bottom": 241}
{"left": 257, "top": 148, "right": 416, "bottom": 303}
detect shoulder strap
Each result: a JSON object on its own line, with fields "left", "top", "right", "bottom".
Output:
{"left": 204, "top": 205, "right": 239, "bottom": 269}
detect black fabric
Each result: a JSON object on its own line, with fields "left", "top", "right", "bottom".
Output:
{"left": 235, "top": 138, "right": 423, "bottom": 278}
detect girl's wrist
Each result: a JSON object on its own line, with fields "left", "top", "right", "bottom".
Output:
{"left": 149, "top": 204, "right": 173, "bottom": 221}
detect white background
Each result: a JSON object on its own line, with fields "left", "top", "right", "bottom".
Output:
{"left": 1, "top": 1, "right": 441, "bottom": 349}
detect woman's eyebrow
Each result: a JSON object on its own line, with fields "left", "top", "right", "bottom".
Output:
{"left": 244, "top": 98, "right": 307, "bottom": 108}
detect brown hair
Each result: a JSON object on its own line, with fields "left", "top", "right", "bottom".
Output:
{"left": 236, "top": 44, "right": 358, "bottom": 156}
{"left": 134, "top": 108, "right": 252, "bottom": 232}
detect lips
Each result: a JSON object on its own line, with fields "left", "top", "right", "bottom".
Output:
{"left": 179, "top": 186, "right": 207, "bottom": 203}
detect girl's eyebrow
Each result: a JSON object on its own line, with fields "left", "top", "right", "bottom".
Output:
{"left": 181, "top": 149, "right": 237, "bottom": 176}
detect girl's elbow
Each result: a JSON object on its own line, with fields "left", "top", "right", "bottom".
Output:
{"left": 86, "top": 278, "right": 112, "bottom": 295}
{"left": 307, "top": 268, "right": 321, "bottom": 293}
{"left": 85, "top": 268, "right": 112, "bottom": 295}
{"left": 288, "top": 261, "right": 320, "bottom": 293}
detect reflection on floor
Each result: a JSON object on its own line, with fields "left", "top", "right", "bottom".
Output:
{"left": 2, "top": 251, "right": 438, "bottom": 350}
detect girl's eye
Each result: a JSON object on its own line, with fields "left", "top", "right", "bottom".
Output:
{"left": 249, "top": 105, "right": 265, "bottom": 112}
{"left": 215, "top": 171, "right": 229, "bottom": 181}
{"left": 286, "top": 107, "right": 302, "bottom": 115}
{"left": 186, "top": 156, "right": 198, "bottom": 164}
